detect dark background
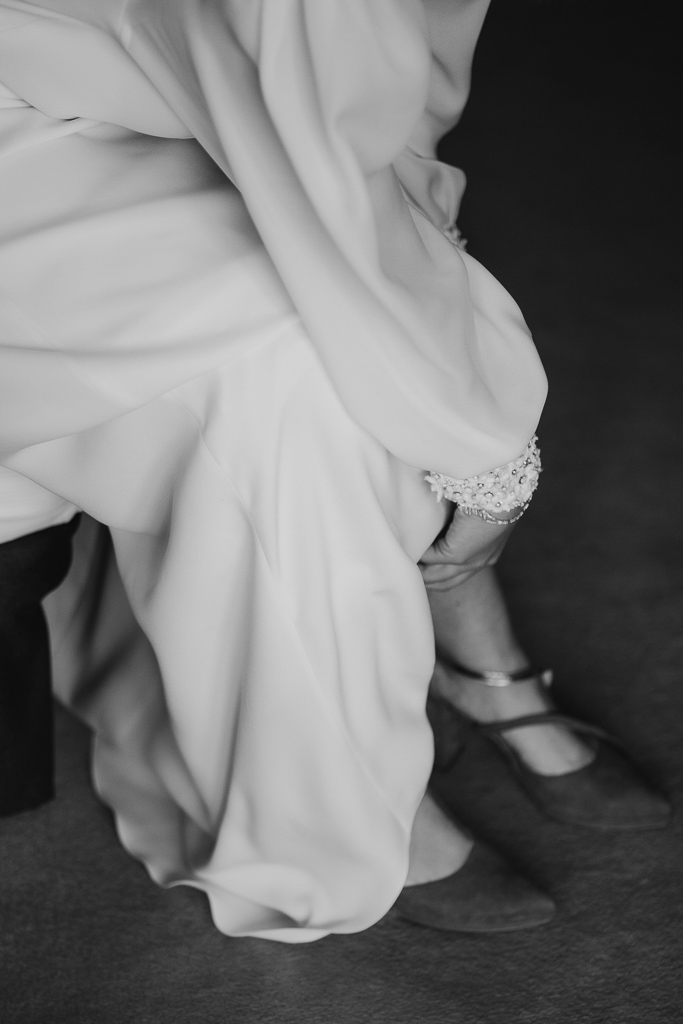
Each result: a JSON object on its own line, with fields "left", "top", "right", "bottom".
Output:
{"left": 2, "top": 2, "right": 682, "bottom": 1021}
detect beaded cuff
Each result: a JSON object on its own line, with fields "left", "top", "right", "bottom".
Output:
{"left": 425, "top": 436, "right": 541, "bottom": 522}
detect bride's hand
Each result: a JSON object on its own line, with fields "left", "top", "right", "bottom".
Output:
{"left": 419, "top": 505, "right": 516, "bottom": 591}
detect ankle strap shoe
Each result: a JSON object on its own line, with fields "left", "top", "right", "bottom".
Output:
{"left": 428, "top": 661, "right": 671, "bottom": 831}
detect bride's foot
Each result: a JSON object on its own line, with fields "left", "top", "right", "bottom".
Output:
{"left": 396, "top": 790, "right": 555, "bottom": 931}
{"left": 424, "top": 572, "right": 669, "bottom": 829}
{"left": 428, "top": 660, "right": 671, "bottom": 831}
{"left": 430, "top": 659, "right": 595, "bottom": 777}
{"left": 405, "top": 790, "right": 473, "bottom": 886}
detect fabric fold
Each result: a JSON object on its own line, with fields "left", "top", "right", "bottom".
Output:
{"left": 123, "top": 0, "right": 547, "bottom": 477}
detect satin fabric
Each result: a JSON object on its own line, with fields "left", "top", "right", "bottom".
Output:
{"left": 0, "top": 0, "right": 546, "bottom": 939}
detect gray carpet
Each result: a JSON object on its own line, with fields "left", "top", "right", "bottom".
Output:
{"left": 2, "top": 1, "right": 682, "bottom": 1021}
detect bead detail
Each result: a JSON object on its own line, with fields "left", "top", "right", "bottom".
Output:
{"left": 425, "top": 436, "right": 541, "bottom": 522}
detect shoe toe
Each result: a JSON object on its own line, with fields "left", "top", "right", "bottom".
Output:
{"left": 395, "top": 842, "right": 555, "bottom": 933}
{"left": 587, "top": 746, "right": 671, "bottom": 829}
{"left": 526, "top": 744, "right": 671, "bottom": 830}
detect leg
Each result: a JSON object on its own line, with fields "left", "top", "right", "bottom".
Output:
{"left": 427, "top": 566, "right": 594, "bottom": 774}
{"left": 401, "top": 571, "right": 558, "bottom": 930}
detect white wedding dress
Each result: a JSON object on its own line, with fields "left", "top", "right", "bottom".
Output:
{"left": 0, "top": 0, "right": 546, "bottom": 940}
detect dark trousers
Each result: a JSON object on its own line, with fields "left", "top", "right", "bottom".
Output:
{"left": 0, "top": 516, "right": 80, "bottom": 816}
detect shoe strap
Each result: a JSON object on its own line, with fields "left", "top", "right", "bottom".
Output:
{"left": 477, "top": 711, "right": 627, "bottom": 752}
{"left": 441, "top": 657, "right": 553, "bottom": 689}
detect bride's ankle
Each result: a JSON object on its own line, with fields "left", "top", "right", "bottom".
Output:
{"left": 430, "top": 659, "right": 554, "bottom": 724}
{"left": 429, "top": 660, "right": 596, "bottom": 775}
